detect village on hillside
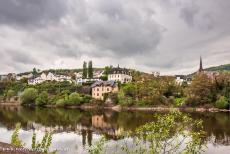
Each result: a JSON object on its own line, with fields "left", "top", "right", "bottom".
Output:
{"left": 0, "top": 57, "right": 222, "bottom": 102}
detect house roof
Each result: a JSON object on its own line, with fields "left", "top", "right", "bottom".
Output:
{"left": 91, "top": 80, "right": 117, "bottom": 88}
{"left": 108, "top": 67, "right": 131, "bottom": 75}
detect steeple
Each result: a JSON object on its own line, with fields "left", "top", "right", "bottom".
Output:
{"left": 199, "top": 56, "right": 203, "bottom": 72}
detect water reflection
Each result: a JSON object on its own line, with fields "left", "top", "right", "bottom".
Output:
{"left": 0, "top": 106, "right": 230, "bottom": 153}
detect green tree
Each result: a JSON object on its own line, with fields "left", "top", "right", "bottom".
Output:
{"left": 215, "top": 96, "right": 229, "bottom": 109}
{"left": 88, "top": 60, "right": 93, "bottom": 78}
{"left": 20, "top": 88, "right": 38, "bottom": 105}
{"left": 68, "top": 92, "right": 82, "bottom": 105}
{"left": 186, "top": 73, "right": 214, "bottom": 106}
{"left": 83, "top": 61, "right": 88, "bottom": 78}
{"left": 32, "top": 67, "right": 38, "bottom": 76}
{"left": 36, "top": 91, "right": 49, "bottom": 106}
{"left": 104, "top": 66, "right": 112, "bottom": 76}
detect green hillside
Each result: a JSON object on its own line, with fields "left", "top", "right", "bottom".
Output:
{"left": 205, "top": 64, "right": 230, "bottom": 72}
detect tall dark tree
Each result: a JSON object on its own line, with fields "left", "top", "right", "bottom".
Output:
{"left": 83, "top": 61, "right": 87, "bottom": 78}
{"left": 32, "top": 68, "right": 38, "bottom": 76}
{"left": 88, "top": 61, "right": 93, "bottom": 78}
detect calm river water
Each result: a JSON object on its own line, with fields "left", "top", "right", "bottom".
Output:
{"left": 0, "top": 106, "right": 230, "bottom": 154}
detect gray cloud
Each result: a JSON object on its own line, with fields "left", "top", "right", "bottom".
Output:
{"left": 0, "top": 0, "right": 230, "bottom": 75}
{"left": 6, "top": 49, "right": 39, "bottom": 65}
{"left": 0, "top": 0, "right": 66, "bottom": 28}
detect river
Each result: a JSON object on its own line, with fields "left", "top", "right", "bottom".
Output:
{"left": 0, "top": 106, "right": 230, "bottom": 154}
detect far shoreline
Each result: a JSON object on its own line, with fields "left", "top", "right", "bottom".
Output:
{"left": 0, "top": 103, "right": 229, "bottom": 113}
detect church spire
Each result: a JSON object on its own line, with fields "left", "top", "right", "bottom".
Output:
{"left": 199, "top": 56, "right": 203, "bottom": 72}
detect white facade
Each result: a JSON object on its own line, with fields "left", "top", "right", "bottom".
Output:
{"left": 93, "top": 70, "right": 104, "bottom": 78}
{"left": 28, "top": 77, "right": 44, "bottom": 85}
{"left": 152, "top": 72, "right": 160, "bottom": 77}
{"left": 28, "top": 72, "right": 72, "bottom": 85}
{"left": 108, "top": 74, "right": 132, "bottom": 84}
{"left": 76, "top": 78, "right": 101, "bottom": 85}
{"left": 74, "top": 72, "right": 83, "bottom": 79}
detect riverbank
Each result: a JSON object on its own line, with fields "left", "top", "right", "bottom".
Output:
{"left": 0, "top": 142, "right": 40, "bottom": 154}
{"left": 1, "top": 102, "right": 229, "bottom": 112}
{"left": 45, "top": 104, "right": 230, "bottom": 113}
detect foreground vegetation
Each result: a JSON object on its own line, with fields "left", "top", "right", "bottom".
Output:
{"left": 87, "top": 112, "right": 206, "bottom": 154}
{"left": 9, "top": 112, "right": 206, "bottom": 154}
{"left": 11, "top": 123, "right": 54, "bottom": 154}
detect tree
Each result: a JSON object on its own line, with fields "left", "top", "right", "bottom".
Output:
{"left": 186, "top": 74, "right": 214, "bottom": 106}
{"left": 83, "top": 61, "right": 87, "bottom": 78}
{"left": 104, "top": 66, "right": 112, "bottom": 76}
{"left": 32, "top": 68, "right": 38, "bottom": 76}
{"left": 88, "top": 60, "right": 93, "bottom": 78}
{"left": 20, "top": 88, "right": 38, "bottom": 105}
{"left": 215, "top": 96, "right": 229, "bottom": 109}
{"left": 36, "top": 91, "right": 49, "bottom": 106}
{"left": 68, "top": 92, "right": 82, "bottom": 105}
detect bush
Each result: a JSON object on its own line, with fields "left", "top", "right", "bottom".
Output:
{"left": 82, "top": 94, "right": 92, "bottom": 103}
{"left": 215, "top": 96, "right": 229, "bottom": 109}
{"left": 56, "top": 98, "right": 66, "bottom": 107}
{"left": 67, "top": 92, "right": 82, "bottom": 105}
{"left": 7, "top": 89, "right": 16, "bottom": 98}
{"left": 35, "top": 91, "right": 49, "bottom": 106}
{"left": 175, "top": 97, "right": 186, "bottom": 107}
{"left": 20, "top": 88, "right": 38, "bottom": 105}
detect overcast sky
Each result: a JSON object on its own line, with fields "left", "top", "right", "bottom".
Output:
{"left": 1, "top": 0, "right": 230, "bottom": 75}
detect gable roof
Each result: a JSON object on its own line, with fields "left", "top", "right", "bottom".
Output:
{"left": 91, "top": 80, "right": 116, "bottom": 88}
{"left": 109, "top": 67, "right": 131, "bottom": 75}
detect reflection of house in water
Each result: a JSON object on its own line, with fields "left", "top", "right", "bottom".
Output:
{"left": 92, "top": 115, "right": 124, "bottom": 139}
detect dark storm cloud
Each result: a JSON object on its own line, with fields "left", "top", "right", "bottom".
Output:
{"left": 0, "top": 0, "right": 66, "bottom": 28}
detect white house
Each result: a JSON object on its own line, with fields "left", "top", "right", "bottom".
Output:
{"left": 108, "top": 67, "right": 132, "bottom": 84}
{"left": 28, "top": 77, "right": 44, "bottom": 85}
{"left": 28, "top": 72, "right": 72, "bottom": 85}
{"left": 74, "top": 72, "right": 83, "bottom": 79}
{"left": 152, "top": 72, "right": 160, "bottom": 77}
{"left": 16, "top": 73, "right": 33, "bottom": 80}
{"left": 93, "top": 70, "right": 104, "bottom": 78}
{"left": 76, "top": 78, "right": 101, "bottom": 85}
{"left": 175, "top": 75, "right": 192, "bottom": 85}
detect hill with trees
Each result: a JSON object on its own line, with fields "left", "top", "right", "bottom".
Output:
{"left": 205, "top": 64, "right": 230, "bottom": 72}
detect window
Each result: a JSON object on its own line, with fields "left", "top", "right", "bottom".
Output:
{"left": 118, "top": 75, "right": 119, "bottom": 77}
{"left": 97, "top": 93, "right": 99, "bottom": 96}
{"left": 97, "top": 88, "right": 99, "bottom": 91}
{"left": 107, "top": 88, "right": 110, "bottom": 91}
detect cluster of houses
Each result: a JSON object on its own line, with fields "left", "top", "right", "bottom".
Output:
{"left": 0, "top": 57, "right": 221, "bottom": 101}
{"left": 28, "top": 72, "right": 72, "bottom": 85}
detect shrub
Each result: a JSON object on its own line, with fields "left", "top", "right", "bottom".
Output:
{"left": 36, "top": 91, "right": 49, "bottom": 106}
{"left": 7, "top": 89, "right": 16, "bottom": 98}
{"left": 215, "top": 96, "right": 229, "bottom": 109}
{"left": 82, "top": 94, "right": 92, "bottom": 104}
{"left": 11, "top": 123, "right": 24, "bottom": 148}
{"left": 175, "top": 97, "right": 186, "bottom": 107}
{"left": 56, "top": 98, "right": 66, "bottom": 107}
{"left": 20, "top": 88, "right": 38, "bottom": 105}
{"left": 67, "top": 92, "right": 82, "bottom": 105}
